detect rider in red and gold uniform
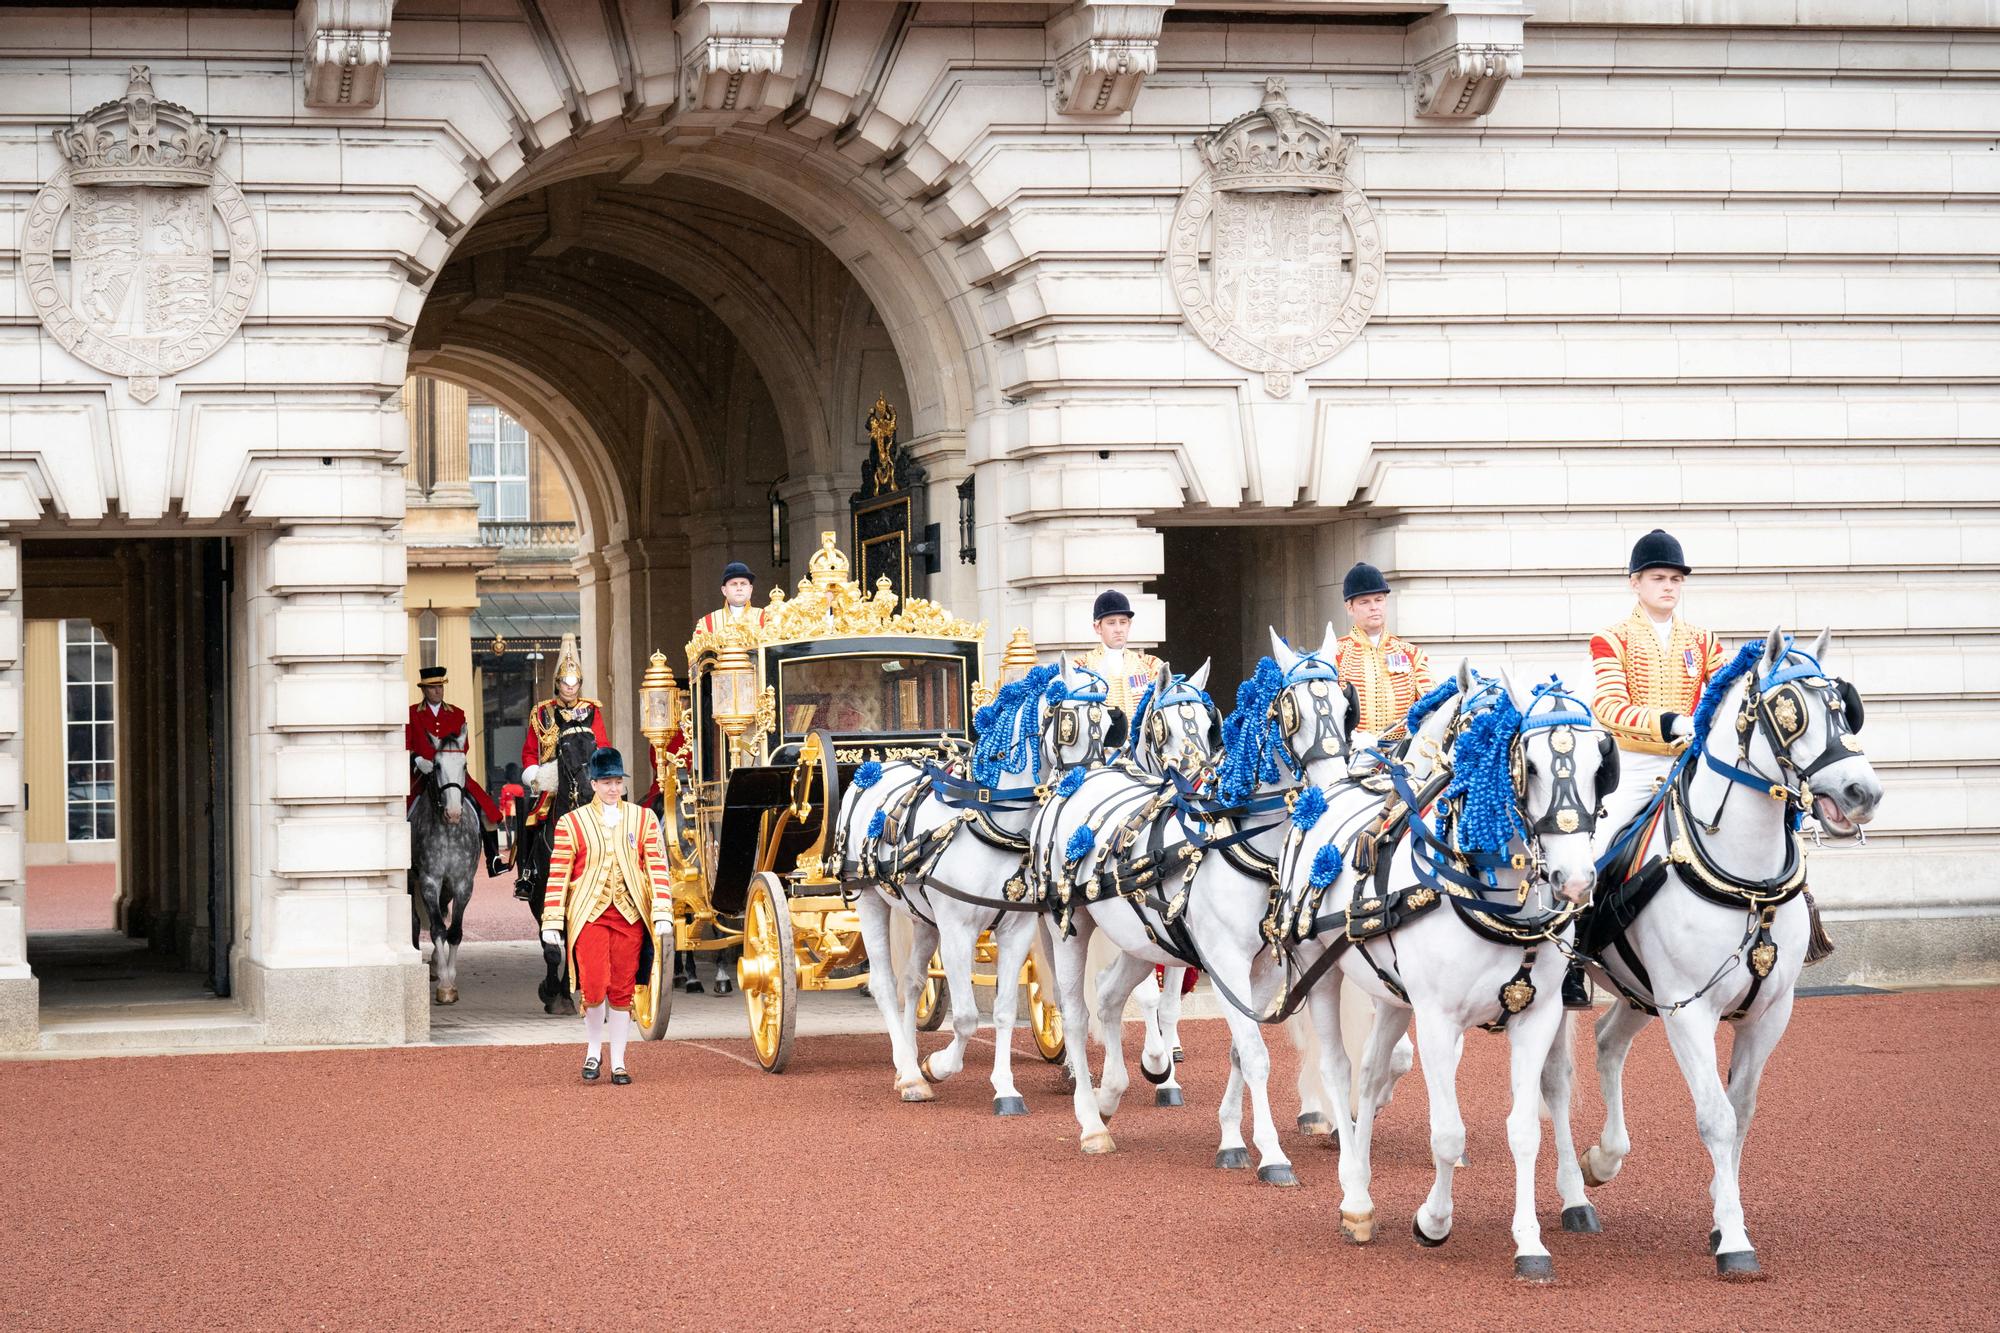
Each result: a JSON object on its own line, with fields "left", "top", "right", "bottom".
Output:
{"left": 513, "top": 635, "right": 610, "bottom": 901}
{"left": 1333, "top": 563, "right": 1433, "bottom": 741}
{"left": 406, "top": 665, "right": 504, "bottom": 875}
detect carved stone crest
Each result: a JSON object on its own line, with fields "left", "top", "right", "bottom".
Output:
{"left": 1168, "top": 79, "right": 1382, "bottom": 397}
{"left": 20, "top": 67, "right": 260, "bottom": 403}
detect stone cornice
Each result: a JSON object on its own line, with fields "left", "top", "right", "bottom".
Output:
{"left": 1050, "top": 1, "right": 1171, "bottom": 118}
{"left": 1408, "top": 3, "right": 1528, "bottom": 121}
{"left": 677, "top": 0, "right": 801, "bottom": 115}
{"left": 300, "top": 0, "right": 396, "bottom": 110}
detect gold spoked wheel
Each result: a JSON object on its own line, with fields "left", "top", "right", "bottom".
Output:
{"left": 1024, "top": 954, "right": 1066, "bottom": 1064}
{"left": 641, "top": 924, "right": 675, "bottom": 1041}
{"left": 915, "top": 952, "right": 946, "bottom": 1032}
{"left": 739, "top": 872, "right": 796, "bottom": 1072}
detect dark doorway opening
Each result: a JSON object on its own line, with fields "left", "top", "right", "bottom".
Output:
{"left": 1153, "top": 526, "right": 1248, "bottom": 694}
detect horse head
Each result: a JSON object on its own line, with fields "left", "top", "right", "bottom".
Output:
{"left": 1040, "top": 656, "right": 1120, "bottom": 776}
{"left": 1132, "top": 659, "right": 1221, "bottom": 779}
{"left": 1510, "top": 671, "right": 1617, "bottom": 905}
{"left": 1268, "top": 624, "right": 1359, "bottom": 780}
{"left": 427, "top": 728, "right": 471, "bottom": 825}
{"left": 1737, "top": 627, "right": 1882, "bottom": 836}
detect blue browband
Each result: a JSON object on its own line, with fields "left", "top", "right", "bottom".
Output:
{"left": 1281, "top": 650, "right": 1339, "bottom": 685}
{"left": 1520, "top": 677, "right": 1593, "bottom": 732}
{"left": 1062, "top": 663, "right": 1110, "bottom": 703}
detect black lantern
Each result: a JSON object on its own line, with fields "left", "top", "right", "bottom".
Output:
{"left": 956, "top": 475, "right": 976, "bottom": 565}
{"left": 769, "top": 481, "right": 790, "bottom": 569}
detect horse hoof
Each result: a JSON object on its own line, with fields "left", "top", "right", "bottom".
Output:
{"left": 993, "top": 1096, "right": 1028, "bottom": 1117}
{"left": 1514, "top": 1254, "right": 1555, "bottom": 1284}
{"left": 1708, "top": 1228, "right": 1721, "bottom": 1255}
{"left": 898, "top": 1082, "right": 934, "bottom": 1103}
{"left": 1257, "top": 1163, "right": 1299, "bottom": 1188}
{"left": 438, "top": 988, "right": 458, "bottom": 1006}
{"left": 1411, "top": 1215, "right": 1449, "bottom": 1248}
{"left": 1296, "top": 1112, "right": 1332, "bottom": 1137}
{"left": 1561, "top": 1205, "right": 1602, "bottom": 1235}
{"left": 1715, "top": 1251, "right": 1763, "bottom": 1281}
{"left": 1340, "top": 1211, "right": 1375, "bottom": 1245}
{"left": 1154, "top": 1086, "right": 1183, "bottom": 1108}
{"left": 1214, "top": 1147, "right": 1250, "bottom": 1170}
{"left": 1081, "top": 1131, "right": 1116, "bottom": 1155}
{"left": 1172, "top": 1045, "right": 1184, "bottom": 1063}
{"left": 1140, "top": 1058, "right": 1172, "bottom": 1086}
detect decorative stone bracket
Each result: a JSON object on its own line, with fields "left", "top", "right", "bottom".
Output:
{"left": 1050, "top": 1, "right": 1170, "bottom": 118}
{"left": 678, "top": 0, "right": 801, "bottom": 114}
{"left": 300, "top": 0, "right": 396, "bottom": 110}
{"left": 1407, "top": 4, "right": 1526, "bottom": 121}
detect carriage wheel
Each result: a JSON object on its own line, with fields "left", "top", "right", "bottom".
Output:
{"left": 1024, "top": 953, "right": 1066, "bottom": 1064}
{"left": 915, "top": 952, "right": 947, "bottom": 1032}
{"left": 740, "top": 872, "right": 797, "bottom": 1072}
{"left": 641, "top": 927, "right": 675, "bottom": 1042}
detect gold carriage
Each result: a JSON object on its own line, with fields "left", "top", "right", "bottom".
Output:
{"left": 636, "top": 533, "right": 1065, "bottom": 1073}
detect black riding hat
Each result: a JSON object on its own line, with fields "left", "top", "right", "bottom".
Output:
{"left": 721, "top": 561, "right": 755, "bottom": 586}
{"left": 1628, "top": 529, "right": 1691, "bottom": 576}
{"left": 588, "top": 747, "right": 626, "bottom": 782}
{"left": 418, "top": 666, "right": 448, "bottom": 684}
{"left": 1092, "top": 589, "right": 1134, "bottom": 622}
{"left": 1342, "top": 562, "right": 1390, "bottom": 601}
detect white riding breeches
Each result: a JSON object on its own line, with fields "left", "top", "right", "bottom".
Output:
{"left": 1592, "top": 749, "right": 1677, "bottom": 858}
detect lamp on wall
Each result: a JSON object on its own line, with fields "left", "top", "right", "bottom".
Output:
{"left": 956, "top": 476, "right": 976, "bottom": 565}
{"left": 769, "top": 481, "right": 790, "bottom": 569}
{"left": 638, "top": 649, "right": 683, "bottom": 780}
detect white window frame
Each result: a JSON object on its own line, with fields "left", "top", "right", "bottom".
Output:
{"left": 60, "top": 619, "right": 116, "bottom": 844}
{"left": 468, "top": 401, "right": 531, "bottom": 522}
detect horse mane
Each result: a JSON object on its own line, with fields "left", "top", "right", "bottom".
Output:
{"left": 1216, "top": 656, "right": 1289, "bottom": 805}
{"left": 1442, "top": 687, "right": 1525, "bottom": 854}
{"left": 1403, "top": 675, "right": 1461, "bottom": 736}
{"left": 1689, "top": 640, "right": 1764, "bottom": 754}
{"left": 971, "top": 662, "right": 1062, "bottom": 787}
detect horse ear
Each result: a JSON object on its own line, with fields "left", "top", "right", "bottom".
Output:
{"left": 1763, "top": 626, "right": 1786, "bottom": 673}
{"left": 1499, "top": 666, "right": 1522, "bottom": 709}
{"left": 1318, "top": 621, "right": 1339, "bottom": 661}
{"left": 1456, "top": 658, "right": 1474, "bottom": 693}
{"left": 1153, "top": 660, "right": 1172, "bottom": 693}
{"left": 1270, "top": 627, "right": 1299, "bottom": 675}
{"left": 1188, "top": 658, "right": 1212, "bottom": 691}
{"left": 1810, "top": 628, "right": 1830, "bottom": 664}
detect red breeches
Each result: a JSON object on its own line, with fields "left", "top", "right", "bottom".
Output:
{"left": 575, "top": 912, "right": 645, "bottom": 1010}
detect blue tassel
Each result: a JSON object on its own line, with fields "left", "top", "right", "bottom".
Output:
{"left": 1056, "top": 766, "right": 1086, "bottom": 798}
{"left": 853, "top": 760, "right": 883, "bottom": 790}
{"left": 1403, "top": 675, "right": 1461, "bottom": 736}
{"left": 866, "top": 809, "right": 886, "bottom": 839}
{"left": 972, "top": 662, "right": 1062, "bottom": 788}
{"left": 1309, "top": 842, "right": 1343, "bottom": 890}
{"left": 1065, "top": 824, "right": 1095, "bottom": 863}
{"left": 1216, "top": 657, "right": 1289, "bottom": 805}
{"left": 1444, "top": 691, "right": 1527, "bottom": 854}
{"left": 1291, "top": 786, "right": 1328, "bottom": 831}
{"left": 1044, "top": 680, "right": 1069, "bottom": 705}
{"left": 1689, "top": 641, "right": 1763, "bottom": 753}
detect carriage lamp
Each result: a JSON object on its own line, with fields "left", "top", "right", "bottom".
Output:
{"left": 638, "top": 650, "right": 683, "bottom": 767}
{"left": 997, "top": 627, "right": 1038, "bottom": 687}
{"left": 711, "top": 631, "right": 761, "bottom": 738}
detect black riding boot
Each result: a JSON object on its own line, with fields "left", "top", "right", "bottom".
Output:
{"left": 481, "top": 828, "right": 505, "bottom": 879}
{"left": 1561, "top": 962, "right": 1593, "bottom": 1011}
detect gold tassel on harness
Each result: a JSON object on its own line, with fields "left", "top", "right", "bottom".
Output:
{"left": 1803, "top": 889, "right": 1836, "bottom": 965}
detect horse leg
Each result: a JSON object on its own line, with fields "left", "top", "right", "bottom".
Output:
{"left": 1214, "top": 1045, "right": 1248, "bottom": 1169}
{"left": 437, "top": 875, "right": 469, "bottom": 1005}
{"left": 986, "top": 913, "right": 1033, "bottom": 1115}
{"left": 1410, "top": 1008, "right": 1467, "bottom": 1247}
{"left": 1717, "top": 987, "right": 1795, "bottom": 1273}
{"left": 1160, "top": 965, "right": 1188, "bottom": 1062}
{"left": 856, "top": 891, "right": 929, "bottom": 1101}
{"left": 1219, "top": 1001, "right": 1295, "bottom": 1186}
{"left": 1540, "top": 1013, "right": 1597, "bottom": 1234}
{"left": 1505, "top": 1000, "right": 1565, "bottom": 1281}
{"left": 922, "top": 904, "right": 981, "bottom": 1087}
{"left": 1582, "top": 1000, "right": 1652, "bottom": 1187}
{"left": 1142, "top": 966, "right": 1184, "bottom": 1107}
{"left": 1049, "top": 917, "right": 1114, "bottom": 1153}
{"left": 1289, "top": 1009, "right": 1334, "bottom": 1138}
{"left": 1659, "top": 1007, "right": 1756, "bottom": 1277}
{"left": 1344, "top": 999, "right": 1410, "bottom": 1243}
{"left": 1093, "top": 950, "right": 1158, "bottom": 1122}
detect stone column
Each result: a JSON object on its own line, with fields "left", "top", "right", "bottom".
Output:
{"left": 572, "top": 546, "right": 612, "bottom": 721}
{"left": 429, "top": 380, "right": 474, "bottom": 507}
{"left": 776, "top": 472, "right": 846, "bottom": 591}
{"left": 906, "top": 432, "right": 975, "bottom": 617}
{"left": 234, "top": 521, "right": 427, "bottom": 1045}
{"left": 0, "top": 535, "right": 32, "bottom": 1049}
{"left": 607, "top": 534, "right": 694, "bottom": 782}
{"left": 686, "top": 500, "right": 772, "bottom": 617}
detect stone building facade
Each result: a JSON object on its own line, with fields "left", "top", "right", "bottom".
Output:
{"left": 1, "top": 0, "right": 1995, "bottom": 1047}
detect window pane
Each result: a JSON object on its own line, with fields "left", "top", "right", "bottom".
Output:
{"left": 94, "top": 722, "right": 114, "bottom": 760}
{"left": 473, "top": 481, "right": 496, "bottom": 521}
{"left": 498, "top": 481, "right": 528, "bottom": 521}
{"left": 96, "top": 808, "right": 116, "bottom": 840}
{"left": 67, "top": 726, "right": 92, "bottom": 762}
{"left": 498, "top": 414, "right": 528, "bottom": 445}
{"left": 67, "top": 683, "right": 92, "bottom": 721}
{"left": 467, "top": 404, "right": 495, "bottom": 443}
{"left": 498, "top": 438, "right": 527, "bottom": 478}
{"left": 68, "top": 807, "right": 92, "bottom": 841}
{"left": 93, "top": 643, "right": 113, "bottom": 680}
{"left": 65, "top": 638, "right": 91, "bottom": 682}
{"left": 469, "top": 438, "right": 495, "bottom": 480}
{"left": 93, "top": 684, "right": 113, "bottom": 721}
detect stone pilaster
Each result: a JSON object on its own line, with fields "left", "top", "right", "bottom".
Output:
{"left": 0, "top": 536, "right": 32, "bottom": 1049}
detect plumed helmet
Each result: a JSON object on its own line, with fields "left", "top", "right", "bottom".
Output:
{"left": 554, "top": 631, "right": 582, "bottom": 689}
{"left": 1342, "top": 562, "right": 1391, "bottom": 601}
{"left": 721, "top": 561, "right": 755, "bottom": 586}
{"left": 1091, "top": 588, "right": 1135, "bottom": 622}
{"left": 1628, "top": 529, "right": 1691, "bottom": 576}
{"left": 587, "top": 747, "right": 626, "bottom": 782}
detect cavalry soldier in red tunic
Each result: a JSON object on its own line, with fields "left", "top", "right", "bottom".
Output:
{"left": 512, "top": 634, "right": 610, "bottom": 902}
{"left": 406, "top": 665, "right": 505, "bottom": 876}
{"left": 539, "top": 747, "right": 673, "bottom": 1084}
{"left": 1333, "top": 562, "right": 1434, "bottom": 741}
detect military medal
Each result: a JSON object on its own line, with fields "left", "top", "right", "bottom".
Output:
{"left": 1684, "top": 646, "right": 1699, "bottom": 677}
{"left": 1387, "top": 650, "right": 1411, "bottom": 674}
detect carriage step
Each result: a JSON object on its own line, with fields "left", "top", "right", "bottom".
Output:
{"left": 35, "top": 1005, "right": 263, "bottom": 1054}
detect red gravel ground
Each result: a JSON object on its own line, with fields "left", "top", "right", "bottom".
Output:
{"left": 23, "top": 862, "right": 116, "bottom": 931}
{"left": 2, "top": 988, "right": 1994, "bottom": 1330}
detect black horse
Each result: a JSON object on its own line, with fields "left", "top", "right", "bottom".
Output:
{"left": 516, "top": 726, "right": 600, "bottom": 1015}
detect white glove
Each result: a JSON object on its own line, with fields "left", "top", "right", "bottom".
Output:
{"left": 1669, "top": 715, "right": 1694, "bottom": 740}
{"left": 522, "top": 763, "right": 541, "bottom": 789}
{"left": 540, "top": 927, "right": 563, "bottom": 948}
{"left": 653, "top": 917, "right": 673, "bottom": 939}
{"left": 413, "top": 756, "right": 434, "bottom": 775}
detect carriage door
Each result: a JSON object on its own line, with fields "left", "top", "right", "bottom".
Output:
{"left": 849, "top": 394, "right": 939, "bottom": 600}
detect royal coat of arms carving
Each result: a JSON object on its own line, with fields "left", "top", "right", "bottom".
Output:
{"left": 1168, "top": 79, "right": 1383, "bottom": 397}
{"left": 20, "top": 66, "right": 260, "bottom": 403}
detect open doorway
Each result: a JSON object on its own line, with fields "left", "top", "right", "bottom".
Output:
{"left": 21, "top": 538, "right": 238, "bottom": 1036}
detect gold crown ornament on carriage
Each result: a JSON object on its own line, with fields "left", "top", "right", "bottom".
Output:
{"left": 21, "top": 66, "right": 261, "bottom": 405}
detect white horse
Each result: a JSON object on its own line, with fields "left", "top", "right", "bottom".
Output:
{"left": 1570, "top": 627, "right": 1883, "bottom": 1279}
{"left": 1287, "top": 662, "right": 1615, "bottom": 1280}
{"left": 1032, "top": 626, "right": 1393, "bottom": 1177}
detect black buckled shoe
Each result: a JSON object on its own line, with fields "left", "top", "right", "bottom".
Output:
{"left": 1561, "top": 963, "right": 1593, "bottom": 1011}
{"left": 610, "top": 1068, "right": 632, "bottom": 1086}
{"left": 582, "top": 1056, "right": 601, "bottom": 1082}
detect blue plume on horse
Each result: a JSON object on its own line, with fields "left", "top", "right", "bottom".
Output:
{"left": 1065, "top": 824, "right": 1095, "bottom": 863}
{"left": 1443, "top": 688, "right": 1526, "bottom": 854}
{"left": 1043, "top": 679, "right": 1069, "bottom": 705}
{"left": 1403, "top": 675, "right": 1462, "bottom": 736}
{"left": 1216, "top": 657, "right": 1286, "bottom": 804}
{"left": 866, "top": 809, "right": 886, "bottom": 840}
{"left": 1690, "top": 641, "right": 1763, "bottom": 753}
{"left": 1291, "top": 786, "right": 1328, "bottom": 831}
{"left": 1056, "top": 766, "right": 1087, "bottom": 798}
{"left": 853, "top": 760, "right": 884, "bottom": 790}
{"left": 1309, "top": 841, "right": 1344, "bottom": 890}
{"left": 971, "top": 662, "right": 1062, "bottom": 788}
